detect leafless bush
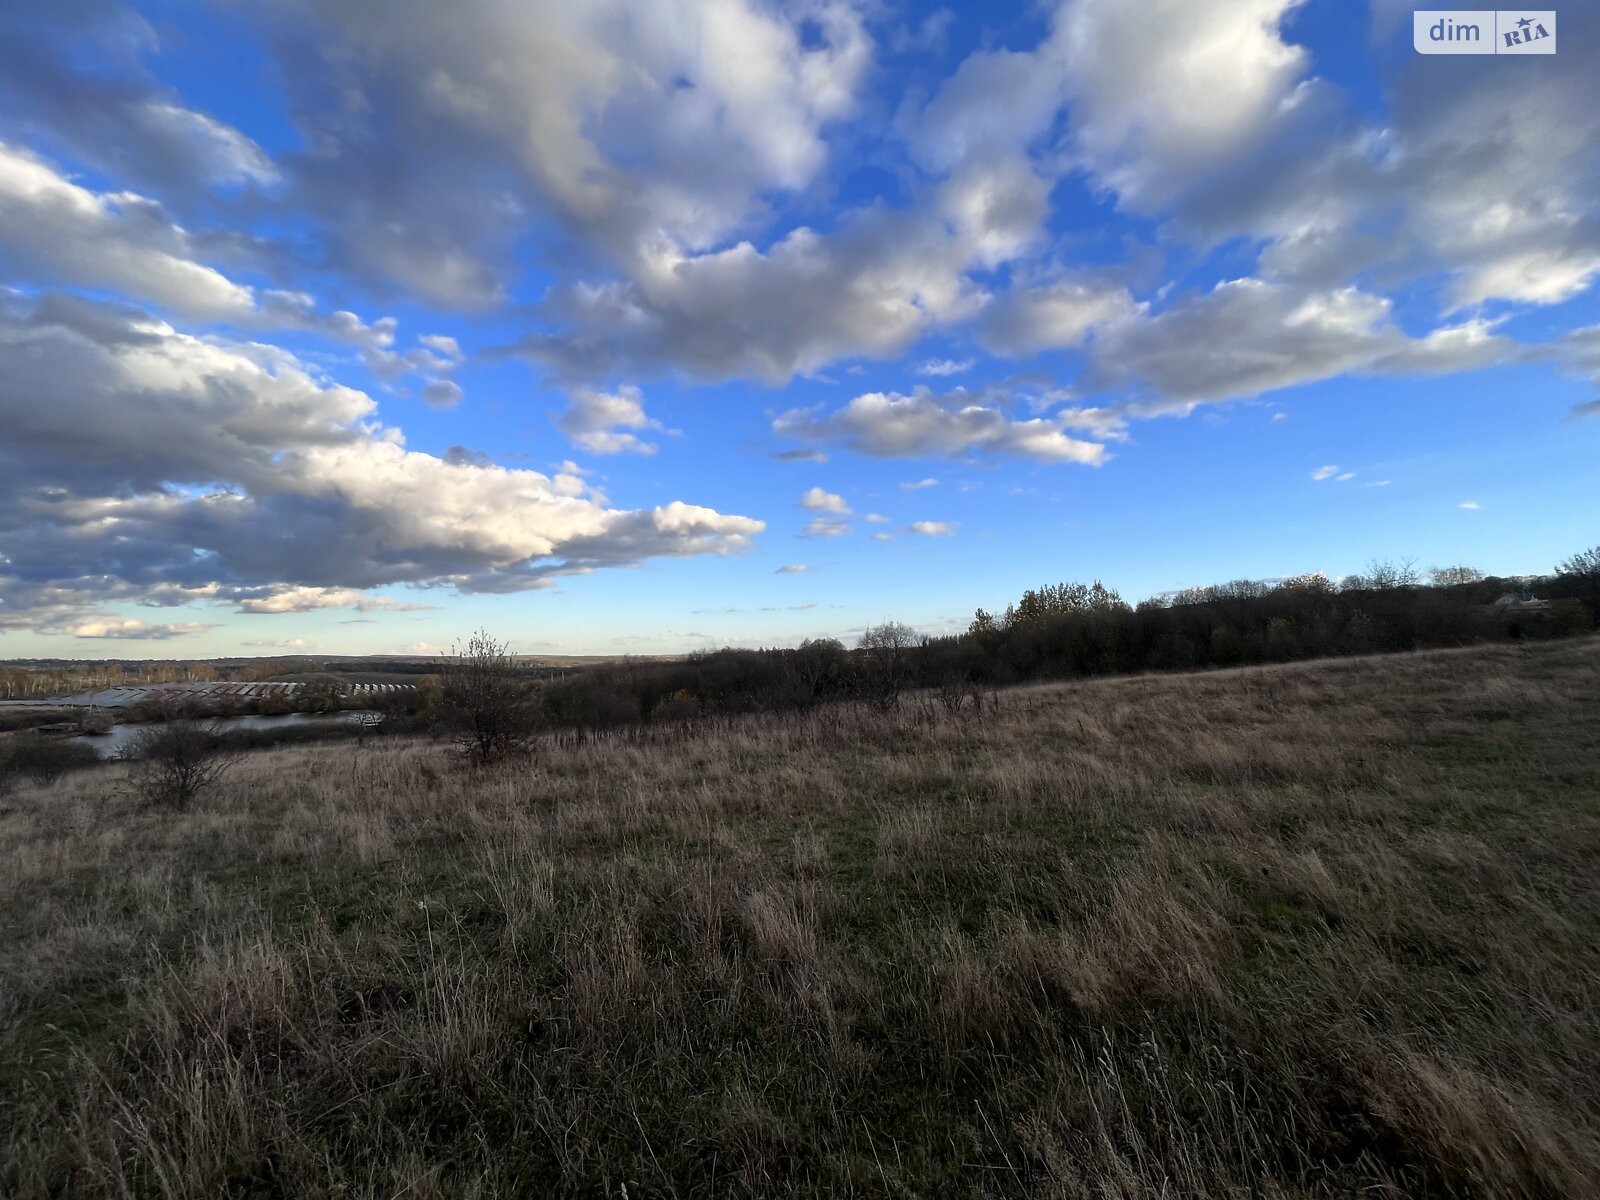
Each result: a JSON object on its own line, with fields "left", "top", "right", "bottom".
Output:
{"left": 438, "top": 628, "right": 541, "bottom": 762}
{"left": 126, "top": 720, "right": 241, "bottom": 808}
{"left": 856, "top": 620, "right": 919, "bottom": 711}
{"left": 935, "top": 672, "right": 971, "bottom": 713}
{"left": 0, "top": 735, "right": 100, "bottom": 793}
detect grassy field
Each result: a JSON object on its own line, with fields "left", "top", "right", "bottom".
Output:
{"left": 2, "top": 639, "right": 1597, "bottom": 1197}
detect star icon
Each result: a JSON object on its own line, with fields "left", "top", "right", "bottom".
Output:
{"left": 1517, "top": 16, "right": 1533, "bottom": 29}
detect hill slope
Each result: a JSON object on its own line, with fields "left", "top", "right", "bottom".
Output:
{"left": 3, "top": 639, "right": 1598, "bottom": 1197}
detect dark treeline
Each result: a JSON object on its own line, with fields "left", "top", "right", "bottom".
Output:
{"left": 529, "top": 551, "right": 1599, "bottom": 731}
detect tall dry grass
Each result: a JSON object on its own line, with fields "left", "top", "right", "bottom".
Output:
{"left": 2, "top": 639, "right": 1598, "bottom": 1197}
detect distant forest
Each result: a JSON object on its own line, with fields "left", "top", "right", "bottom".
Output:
{"left": 529, "top": 549, "right": 1600, "bottom": 731}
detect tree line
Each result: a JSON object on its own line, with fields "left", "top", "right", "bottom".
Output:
{"left": 431, "top": 547, "right": 1599, "bottom": 758}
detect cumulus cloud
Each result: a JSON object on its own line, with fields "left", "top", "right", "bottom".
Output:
{"left": 1056, "top": 0, "right": 1326, "bottom": 214}
{"left": 231, "top": 586, "right": 433, "bottom": 615}
{"left": 1239, "top": 12, "right": 1600, "bottom": 309}
{"left": 800, "top": 487, "right": 851, "bottom": 514}
{"left": 774, "top": 388, "right": 1107, "bottom": 464}
{"left": 73, "top": 617, "right": 215, "bottom": 640}
{"left": 917, "top": 358, "right": 975, "bottom": 377}
{"left": 0, "top": 13, "right": 279, "bottom": 195}
{"left": 419, "top": 334, "right": 463, "bottom": 360}
{"left": 908, "top": 521, "right": 956, "bottom": 536}
{"left": 1083, "top": 279, "right": 1513, "bottom": 411}
{"left": 0, "top": 296, "right": 763, "bottom": 634}
{"left": 0, "top": 141, "right": 256, "bottom": 319}
{"left": 246, "top": 0, "right": 871, "bottom": 303}
{"left": 978, "top": 280, "right": 1143, "bottom": 356}
{"left": 514, "top": 206, "right": 990, "bottom": 384}
{"left": 420, "top": 379, "right": 465, "bottom": 409}
{"left": 801, "top": 518, "right": 850, "bottom": 539}
{"left": 0, "top": 145, "right": 436, "bottom": 369}
{"left": 555, "top": 384, "right": 664, "bottom": 455}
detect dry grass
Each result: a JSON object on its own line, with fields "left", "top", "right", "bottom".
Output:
{"left": 2, "top": 639, "right": 1598, "bottom": 1197}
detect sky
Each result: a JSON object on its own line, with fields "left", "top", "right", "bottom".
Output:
{"left": 1, "top": 0, "right": 1597, "bottom": 659}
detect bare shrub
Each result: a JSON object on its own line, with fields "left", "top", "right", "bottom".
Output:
{"left": 856, "top": 620, "right": 919, "bottom": 711}
{"left": 0, "top": 734, "right": 100, "bottom": 792}
{"left": 438, "top": 628, "right": 541, "bottom": 762}
{"left": 77, "top": 709, "right": 115, "bottom": 736}
{"left": 934, "top": 672, "right": 971, "bottom": 713}
{"left": 126, "top": 721, "right": 240, "bottom": 808}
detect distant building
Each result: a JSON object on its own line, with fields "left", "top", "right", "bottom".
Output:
{"left": 1492, "top": 590, "right": 1551, "bottom": 613}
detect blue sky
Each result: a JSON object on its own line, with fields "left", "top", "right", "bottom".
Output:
{"left": 1, "top": 0, "right": 1596, "bottom": 657}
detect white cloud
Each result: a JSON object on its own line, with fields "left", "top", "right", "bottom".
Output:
{"left": 1459, "top": 500, "right": 1480, "bottom": 510}
{"left": 775, "top": 563, "right": 811, "bottom": 574}
{"left": 908, "top": 520, "right": 956, "bottom": 536}
{"left": 775, "top": 388, "right": 1107, "bottom": 465}
{"left": 978, "top": 280, "right": 1143, "bottom": 356}
{"left": 1056, "top": 0, "right": 1320, "bottom": 212}
{"left": 902, "top": 478, "right": 939, "bottom": 490}
{"left": 418, "top": 334, "right": 463, "bottom": 360}
{"left": 1311, "top": 465, "right": 1340, "bottom": 481}
{"left": 800, "top": 487, "right": 851, "bottom": 514}
{"left": 521, "top": 208, "right": 989, "bottom": 384}
{"left": 871, "top": 531, "right": 894, "bottom": 542}
{"left": 1085, "top": 279, "right": 1513, "bottom": 410}
{"left": 917, "top": 357, "right": 975, "bottom": 377}
{"left": 864, "top": 513, "right": 890, "bottom": 523}
{"left": 420, "top": 379, "right": 465, "bottom": 409}
{"left": 556, "top": 384, "right": 663, "bottom": 455}
{"left": 133, "top": 103, "right": 279, "bottom": 186}
{"left": 802, "top": 517, "right": 850, "bottom": 538}
{"left": 73, "top": 617, "right": 213, "bottom": 640}
{"left": 0, "top": 141, "right": 255, "bottom": 319}
{"left": 0, "top": 295, "right": 763, "bottom": 634}
{"left": 254, "top": 0, "right": 872, "bottom": 300}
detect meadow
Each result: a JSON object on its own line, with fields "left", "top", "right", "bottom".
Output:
{"left": 2, "top": 638, "right": 1597, "bottom": 1197}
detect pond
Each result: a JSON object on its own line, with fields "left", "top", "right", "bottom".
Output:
{"left": 68, "top": 710, "right": 382, "bottom": 760}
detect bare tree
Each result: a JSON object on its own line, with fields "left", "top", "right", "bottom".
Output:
{"left": 793, "top": 637, "right": 848, "bottom": 707}
{"left": 127, "top": 721, "right": 240, "bottom": 809}
{"left": 1555, "top": 545, "right": 1600, "bottom": 618}
{"left": 857, "top": 621, "right": 919, "bottom": 712}
{"left": 1429, "top": 564, "right": 1485, "bottom": 587}
{"left": 439, "top": 629, "right": 541, "bottom": 761}
{"left": 1359, "top": 557, "right": 1421, "bottom": 590}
